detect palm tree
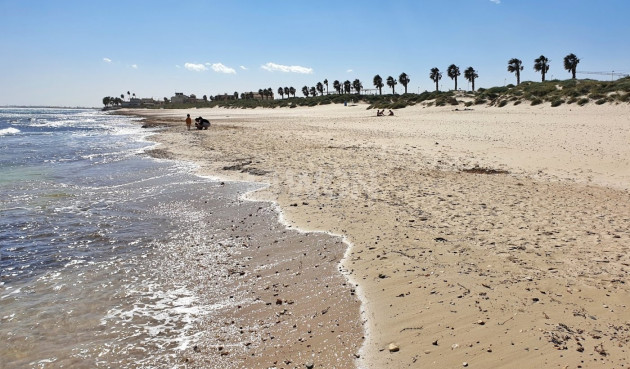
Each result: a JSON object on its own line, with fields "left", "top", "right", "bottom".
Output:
{"left": 316, "top": 82, "right": 324, "bottom": 96}
{"left": 564, "top": 53, "right": 580, "bottom": 79}
{"left": 533, "top": 55, "right": 550, "bottom": 82}
{"left": 333, "top": 80, "right": 341, "bottom": 94}
{"left": 507, "top": 58, "right": 523, "bottom": 85}
{"left": 398, "top": 73, "right": 410, "bottom": 94}
{"left": 464, "top": 67, "right": 478, "bottom": 91}
{"left": 289, "top": 87, "right": 296, "bottom": 97}
{"left": 373, "top": 75, "right": 384, "bottom": 95}
{"left": 302, "top": 86, "right": 309, "bottom": 97}
{"left": 310, "top": 86, "right": 317, "bottom": 97}
{"left": 284, "top": 87, "right": 290, "bottom": 98}
{"left": 430, "top": 68, "right": 442, "bottom": 91}
{"left": 386, "top": 76, "right": 397, "bottom": 94}
{"left": 352, "top": 79, "right": 363, "bottom": 95}
{"left": 278, "top": 87, "right": 285, "bottom": 99}
{"left": 132, "top": 93, "right": 136, "bottom": 99}
{"left": 258, "top": 89, "right": 264, "bottom": 99}
{"left": 120, "top": 94, "right": 124, "bottom": 100}
{"left": 323, "top": 79, "right": 329, "bottom": 95}
{"left": 127, "top": 91, "right": 130, "bottom": 100}
{"left": 343, "top": 80, "right": 351, "bottom": 94}
{"left": 103, "top": 96, "right": 111, "bottom": 107}
{"left": 447, "top": 64, "right": 460, "bottom": 90}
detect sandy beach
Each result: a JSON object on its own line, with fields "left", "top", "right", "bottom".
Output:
{"left": 122, "top": 101, "right": 630, "bottom": 368}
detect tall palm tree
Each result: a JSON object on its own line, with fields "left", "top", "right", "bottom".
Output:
{"left": 533, "top": 55, "right": 550, "bottom": 82}
{"left": 352, "top": 79, "right": 363, "bottom": 95}
{"left": 323, "top": 79, "right": 329, "bottom": 95}
{"left": 447, "top": 64, "right": 461, "bottom": 90}
{"left": 373, "top": 75, "right": 384, "bottom": 95}
{"left": 507, "top": 58, "right": 523, "bottom": 85}
{"left": 289, "top": 87, "right": 296, "bottom": 97}
{"left": 563, "top": 53, "right": 580, "bottom": 79}
{"left": 120, "top": 94, "right": 124, "bottom": 100}
{"left": 284, "top": 87, "right": 290, "bottom": 98}
{"left": 386, "top": 76, "right": 397, "bottom": 94}
{"left": 464, "top": 67, "right": 478, "bottom": 92}
{"left": 278, "top": 87, "right": 285, "bottom": 99}
{"left": 316, "top": 82, "right": 324, "bottom": 96}
{"left": 399, "top": 73, "right": 410, "bottom": 94}
{"left": 258, "top": 88, "right": 264, "bottom": 99}
{"left": 310, "top": 86, "right": 317, "bottom": 97}
{"left": 333, "top": 80, "right": 341, "bottom": 94}
{"left": 430, "top": 68, "right": 442, "bottom": 91}
{"left": 132, "top": 93, "right": 136, "bottom": 99}
{"left": 127, "top": 91, "right": 130, "bottom": 100}
{"left": 302, "top": 86, "right": 309, "bottom": 97}
{"left": 343, "top": 80, "right": 351, "bottom": 94}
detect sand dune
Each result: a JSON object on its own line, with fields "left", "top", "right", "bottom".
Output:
{"left": 123, "top": 102, "right": 630, "bottom": 368}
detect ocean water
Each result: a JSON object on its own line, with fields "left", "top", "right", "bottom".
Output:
{"left": 0, "top": 108, "right": 262, "bottom": 368}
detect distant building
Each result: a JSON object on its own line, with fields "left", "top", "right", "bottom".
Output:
{"left": 121, "top": 97, "right": 157, "bottom": 108}
{"left": 170, "top": 92, "right": 190, "bottom": 104}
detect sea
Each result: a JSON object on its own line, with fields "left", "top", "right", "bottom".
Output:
{"left": 0, "top": 108, "right": 268, "bottom": 368}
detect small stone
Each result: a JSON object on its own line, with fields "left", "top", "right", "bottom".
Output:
{"left": 477, "top": 320, "right": 485, "bottom": 325}
{"left": 305, "top": 362, "right": 314, "bottom": 369}
{"left": 388, "top": 343, "right": 400, "bottom": 352}
{"left": 463, "top": 362, "right": 469, "bottom": 367}
{"left": 432, "top": 339, "right": 439, "bottom": 346}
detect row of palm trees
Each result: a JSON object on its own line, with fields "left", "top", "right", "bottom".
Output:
{"left": 508, "top": 53, "right": 580, "bottom": 85}
{"left": 266, "top": 53, "right": 581, "bottom": 101}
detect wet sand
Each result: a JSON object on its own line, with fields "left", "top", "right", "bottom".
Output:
{"left": 122, "top": 101, "right": 630, "bottom": 368}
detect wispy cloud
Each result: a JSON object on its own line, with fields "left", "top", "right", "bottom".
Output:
{"left": 346, "top": 69, "right": 354, "bottom": 73}
{"left": 490, "top": 0, "right": 500, "bottom": 4}
{"left": 184, "top": 63, "right": 208, "bottom": 72}
{"left": 261, "top": 62, "right": 313, "bottom": 74}
{"left": 103, "top": 57, "right": 112, "bottom": 63}
{"left": 131, "top": 64, "right": 138, "bottom": 69}
{"left": 240, "top": 65, "right": 248, "bottom": 70}
{"left": 209, "top": 63, "right": 236, "bottom": 74}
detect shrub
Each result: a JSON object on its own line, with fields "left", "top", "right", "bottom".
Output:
{"left": 551, "top": 99, "right": 564, "bottom": 107}
{"left": 595, "top": 98, "right": 607, "bottom": 105}
{"left": 514, "top": 100, "right": 522, "bottom": 106}
{"left": 578, "top": 98, "right": 589, "bottom": 106}
{"left": 498, "top": 100, "right": 508, "bottom": 107}
{"left": 531, "top": 98, "right": 543, "bottom": 106}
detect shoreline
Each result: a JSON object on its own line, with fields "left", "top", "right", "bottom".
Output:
{"left": 120, "top": 103, "right": 630, "bottom": 368}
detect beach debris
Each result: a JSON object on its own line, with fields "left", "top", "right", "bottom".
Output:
{"left": 432, "top": 339, "right": 439, "bottom": 346}
{"left": 388, "top": 343, "right": 400, "bottom": 352}
{"left": 434, "top": 237, "right": 448, "bottom": 242}
{"left": 305, "top": 362, "right": 315, "bottom": 369}
{"left": 463, "top": 362, "right": 469, "bottom": 367}
{"left": 476, "top": 320, "right": 486, "bottom": 325}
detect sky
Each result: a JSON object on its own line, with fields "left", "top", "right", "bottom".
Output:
{"left": 1, "top": 0, "right": 629, "bottom": 107}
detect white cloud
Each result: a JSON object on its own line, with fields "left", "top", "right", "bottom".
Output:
{"left": 103, "top": 57, "right": 112, "bottom": 63}
{"left": 490, "top": 0, "right": 500, "bottom": 4}
{"left": 240, "top": 65, "right": 248, "bottom": 70}
{"left": 210, "top": 63, "right": 236, "bottom": 74}
{"left": 346, "top": 69, "right": 354, "bottom": 73}
{"left": 184, "top": 63, "right": 208, "bottom": 72}
{"left": 261, "top": 62, "right": 313, "bottom": 74}
{"left": 131, "top": 64, "right": 138, "bottom": 69}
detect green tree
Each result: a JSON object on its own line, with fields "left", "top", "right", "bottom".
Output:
{"left": 316, "top": 82, "right": 324, "bottom": 96}
{"left": 333, "top": 80, "right": 341, "bottom": 94}
{"left": 352, "top": 79, "right": 363, "bottom": 95}
{"left": 289, "top": 87, "right": 296, "bottom": 97}
{"left": 386, "top": 76, "right": 397, "bottom": 94}
{"left": 323, "top": 79, "right": 329, "bottom": 94}
{"left": 310, "top": 86, "right": 317, "bottom": 97}
{"left": 373, "top": 75, "right": 384, "bottom": 95}
{"left": 284, "top": 87, "right": 290, "bottom": 98}
{"left": 258, "top": 89, "right": 264, "bottom": 99}
{"left": 464, "top": 67, "right": 478, "bottom": 92}
{"left": 447, "top": 64, "right": 460, "bottom": 90}
{"left": 302, "top": 86, "right": 309, "bottom": 97}
{"left": 398, "top": 73, "right": 410, "bottom": 94}
{"left": 127, "top": 91, "right": 130, "bottom": 101}
{"left": 533, "top": 55, "right": 550, "bottom": 82}
{"left": 278, "top": 87, "right": 284, "bottom": 99}
{"left": 102, "top": 96, "right": 111, "bottom": 107}
{"left": 563, "top": 53, "right": 580, "bottom": 79}
{"left": 343, "top": 80, "right": 351, "bottom": 94}
{"left": 430, "top": 68, "right": 442, "bottom": 91}
{"left": 507, "top": 58, "right": 523, "bottom": 85}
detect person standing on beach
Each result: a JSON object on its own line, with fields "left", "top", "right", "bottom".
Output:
{"left": 185, "top": 114, "right": 192, "bottom": 131}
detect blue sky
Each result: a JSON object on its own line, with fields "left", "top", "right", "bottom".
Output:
{"left": 1, "top": 0, "right": 629, "bottom": 107}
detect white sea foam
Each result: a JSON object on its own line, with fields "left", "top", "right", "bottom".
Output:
{"left": 0, "top": 127, "right": 20, "bottom": 136}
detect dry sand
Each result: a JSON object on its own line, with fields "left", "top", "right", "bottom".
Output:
{"left": 122, "top": 101, "right": 630, "bottom": 368}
